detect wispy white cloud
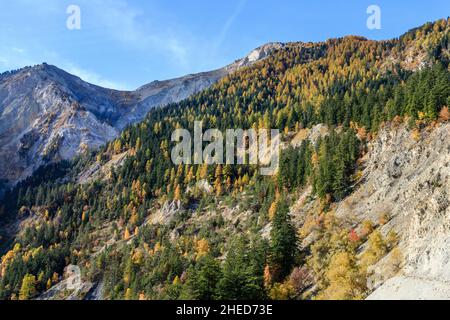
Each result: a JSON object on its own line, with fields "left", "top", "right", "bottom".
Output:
{"left": 11, "top": 47, "right": 26, "bottom": 54}
{"left": 64, "top": 64, "right": 130, "bottom": 90}
{"left": 214, "top": 0, "right": 247, "bottom": 51}
{"left": 85, "top": 0, "right": 191, "bottom": 68}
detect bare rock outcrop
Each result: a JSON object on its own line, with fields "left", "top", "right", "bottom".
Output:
{"left": 334, "top": 122, "right": 450, "bottom": 299}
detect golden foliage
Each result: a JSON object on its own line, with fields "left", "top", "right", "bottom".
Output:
{"left": 268, "top": 200, "right": 278, "bottom": 221}
{"left": 124, "top": 288, "right": 133, "bottom": 300}
{"left": 360, "top": 230, "right": 387, "bottom": 270}
{"left": 195, "top": 238, "right": 210, "bottom": 260}
{"left": 317, "top": 251, "right": 365, "bottom": 300}
{"left": 264, "top": 265, "right": 272, "bottom": 288}
{"left": 123, "top": 228, "right": 131, "bottom": 241}
{"left": 139, "top": 292, "right": 146, "bottom": 300}
{"left": 439, "top": 106, "right": 450, "bottom": 122}
{"left": 174, "top": 184, "right": 182, "bottom": 201}
{"left": 387, "top": 247, "right": 403, "bottom": 275}
{"left": 19, "top": 274, "right": 37, "bottom": 300}
{"left": 269, "top": 282, "right": 295, "bottom": 300}
{"left": 411, "top": 128, "right": 421, "bottom": 141}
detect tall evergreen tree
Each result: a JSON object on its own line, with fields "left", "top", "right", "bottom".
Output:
{"left": 269, "top": 198, "right": 299, "bottom": 282}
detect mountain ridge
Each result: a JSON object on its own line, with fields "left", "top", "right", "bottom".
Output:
{"left": 0, "top": 42, "right": 284, "bottom": 189}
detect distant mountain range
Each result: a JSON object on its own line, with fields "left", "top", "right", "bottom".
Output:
{"left": 0, "top": 43, "right": 283, "bottom": 188}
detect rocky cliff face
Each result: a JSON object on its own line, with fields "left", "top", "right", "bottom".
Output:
{"left": 0, "top": 63, "right": 132, "bottom": 185}
{"left": 334, "top": 122, "right": 450, "bottom": 299}
{"left": 0, "top": 43, "right": 282, "bottom": 188}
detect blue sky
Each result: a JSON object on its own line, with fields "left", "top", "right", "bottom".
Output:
{"left": 0, "top": 0, "right": 448, "bottom": 90}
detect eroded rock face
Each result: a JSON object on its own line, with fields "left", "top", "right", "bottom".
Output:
{"left": 0, "top": 64, "right": 128, "bottom": 185}
{"left": 335, "top": 122, "right": 450, "bottom": 299}
{"left": 367, "top": 276, "right": 450, "bottom": 300}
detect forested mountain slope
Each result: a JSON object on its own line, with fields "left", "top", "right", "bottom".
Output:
{"left": 0, "top": 19, "right": 449, "bottom": 300}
